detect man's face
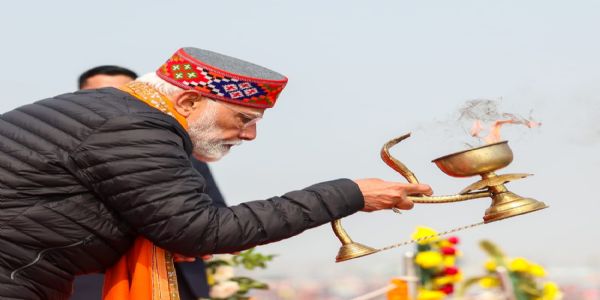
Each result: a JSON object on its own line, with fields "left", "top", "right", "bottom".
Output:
{"left": 81, "top": 74, "right": 135, "bottom": 89}
{"left": 185, "top": 97, "right": 264, "bottom": 162}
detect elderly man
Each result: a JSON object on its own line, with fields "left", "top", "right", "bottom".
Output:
{"left": 0, "top": 47, "right": 432, "bottom": 300}
{"left": 72, "top": 65, "right": 226, "bottom": 300}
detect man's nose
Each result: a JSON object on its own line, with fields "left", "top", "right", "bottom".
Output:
{"left": 239, "top": 124, "right": 257, "bottom": 141}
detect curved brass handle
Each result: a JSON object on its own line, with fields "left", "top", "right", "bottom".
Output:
{"left": 381, "top": 133, "right": 491, "bottom": 203}
{"left": 331, "top": 219, "right": 352, "bottom": 244}
{"left": 380, "top": 133, "right": 420, "bottom": 184}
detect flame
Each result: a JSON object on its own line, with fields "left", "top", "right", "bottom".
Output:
{"left": 485, "top": 119, "right": 517, "bottom": 144}
{"left": 470, "top": 120, "right": 484, "bottom": 137}
{"left": 471, "top": 117, "right": 541, "bottom": 144}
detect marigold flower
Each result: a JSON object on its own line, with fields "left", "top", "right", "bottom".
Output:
{"left": 479, "top": 276, "right": 500, "bottom": 288}
{"left": 540, "top": 282, "right": 562, "bottom": 300}
{"left": 412, "top": 226, "right": 439, "bottom": 245}
{"left": 447, "top": 236, "right": 459, "bottom": 244}
{"left": 444, "top": 266, "right": 459, "bottom": 275}
{"left": 508, "top": 257, "right": 531, "bottom": 273}
{"left": 529, "top": 263, "right": 547, "bottom": 277}
{"left": 433, "top": 273, "right": 462, "bottom": 286}
{"left": 439, "top": 240, "right": 453, "bottom": 248}
{"left": 439, "top": 284, "right": 454, "bottom": 294}
{"left": 417, "top": 289, "right": 446, "bottom": 300}
{"left": 433, "top": 275, "right": 453, "bottom": 286}
{"left": 484, "top": 259, "right": 497, "bottom": 271}
{"left": 441, "top": 247, "right": 456, "bottom": 256}
{"left": 443, "top": 255, "right": 456, "bottom": 267}
{"left": 415, "top": 251, "right": 443, "bottom": 268}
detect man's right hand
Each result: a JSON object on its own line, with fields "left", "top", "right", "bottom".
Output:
{"left": 353, "top": 178, "right": 433, "bottom": 212}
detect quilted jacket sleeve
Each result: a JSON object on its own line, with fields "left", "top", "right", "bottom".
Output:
{"left": 67, "top": 113, "right": 364, "bottom": 256}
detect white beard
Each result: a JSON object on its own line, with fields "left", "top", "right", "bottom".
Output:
{"left": 188, "top": 103, "right": 242, "bottom": 162}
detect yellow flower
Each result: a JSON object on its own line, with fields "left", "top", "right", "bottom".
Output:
{"left": 433, "top": 275, "right": 453, "bottom": 286}
{"left": 484, "top": 259, "right": 497, "bottom": 271}
{"left": 508, "top": 257, "right": 531, "bottom": 273}
{"left": 479, "top": 276, "right": 500, "bottom": 288}
{"left": 433, "top": 272, "right": 462, "bottom": 286}
{"left": 443, "top": 255, "right": 455, "bottom": 267}
{"left": 412, "top": 226, "right": 439, "bottom": 245}
{"left": 452, "top": 272, "right": 463, "bottom": 283}
{"left": 415, "top": 251, "right": 443, "bottom": 268}
{"left": 439, "top": 240, "right": 453, "bottom": 248}
{"left": 417, "top": 289, "right": 446, "bottom": 300}
{"left": 529, "top": 263, "right": 546, "bottom": 277}
{"left": 540, "top": 282, "right": 562, "bottom": 300}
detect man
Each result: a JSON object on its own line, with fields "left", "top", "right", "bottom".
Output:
{"left": 0, "top": 47, "right": 432, "bottom": 299}
{"left": 72, "top": 65, "right": 225, "bottom": 300}
{"left": 78, "top": 65, "right": 139, "bottom": 90}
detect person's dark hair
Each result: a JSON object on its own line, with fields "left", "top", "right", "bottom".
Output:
{"left": 78, "top": 65, "right": 138, "bottom": 89}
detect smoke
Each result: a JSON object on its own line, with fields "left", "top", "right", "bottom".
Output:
{"left": 456, "top": 99, "right": 541, "bottom": 146}
{"left": 458, "top": 99, "right": 503, "bottom": 122}
{"left": 412, "top": 98, "right": 542, "bottom": 150}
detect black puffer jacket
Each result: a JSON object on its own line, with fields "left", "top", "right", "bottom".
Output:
{"left": 0, "top": 88, "right": 364, "bottom": 300}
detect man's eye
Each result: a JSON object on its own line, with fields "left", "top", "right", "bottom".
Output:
{"left": 240, "top": 115, "right": 253, "bottom": 124}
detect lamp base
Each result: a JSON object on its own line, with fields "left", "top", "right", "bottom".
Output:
{"left": 335, "top": 242, "right": 379, "bottom": 262}
{"left": 484, "top": 191, "right": 548, "bottom": 223}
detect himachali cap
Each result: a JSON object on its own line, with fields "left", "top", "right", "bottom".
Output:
{"left": 157, "top": 47, "right": 288, "bottom": 109}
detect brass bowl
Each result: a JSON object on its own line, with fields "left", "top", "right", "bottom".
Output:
{"left": 432, "top": 141, "right": 513, "bottom": 177}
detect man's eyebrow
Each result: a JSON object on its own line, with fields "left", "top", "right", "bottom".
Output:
{"left": 242, "top": 111, "right": 263, "bottom": 118}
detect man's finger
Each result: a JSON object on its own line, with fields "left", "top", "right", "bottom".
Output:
{"left": 405, "top": 183, "right": 433, "bottom": 196}
{"left": 395, "top": 199, "right": 414, "bottom": 210}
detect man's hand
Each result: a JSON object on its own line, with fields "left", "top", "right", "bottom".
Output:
{"left": 173, "top": 253, "right": 196, "bottom": 262}
{"left": 353, "top": 178, "right": 433, "bottom": 212}
{"left": 173, "top": 254, "right": 213, "bottom": 262}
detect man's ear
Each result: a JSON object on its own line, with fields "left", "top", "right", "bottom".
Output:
{"left": 172, "top": 90, "right": 205, "bottom": 117}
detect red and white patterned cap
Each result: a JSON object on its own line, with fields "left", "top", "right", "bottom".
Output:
{"left": 157, "top": 47, "right": 288, "bottom": 109}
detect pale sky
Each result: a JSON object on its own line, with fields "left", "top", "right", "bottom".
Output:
{"left": 1, "top": 0, "right": 598, "bottom": 283}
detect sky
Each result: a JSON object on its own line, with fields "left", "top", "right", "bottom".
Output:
{"left": 1, "top": 0, "right": 598, "bottom": 283}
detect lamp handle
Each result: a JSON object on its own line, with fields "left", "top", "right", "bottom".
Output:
{"left": 380, "top": 133, "right": 420, "bottom": 184}
{"left": 381, "top": 133, "right": 491, "bottom": 204}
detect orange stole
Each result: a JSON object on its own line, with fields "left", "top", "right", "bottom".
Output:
{"left": 102, "top": 238, "right": 179, "bottom": 300}
{"left": 102, "top": 82, "right": 189, "bottom": 300}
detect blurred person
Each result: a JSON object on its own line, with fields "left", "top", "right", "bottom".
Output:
{"left": 0, "top": 47, "right": 432, "bottom": 300}
{"left": 78, "top": 65, "right": 139, "bottom": 90}
{"left": 72, "top": 65, "right": 226, "bottom": 300}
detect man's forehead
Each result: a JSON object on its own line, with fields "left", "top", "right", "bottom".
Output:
{"left": 83, "top": 74, "right": 134, "bottom": 89}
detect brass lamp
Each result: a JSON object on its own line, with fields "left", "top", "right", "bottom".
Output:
{"left": 332, "top": 133, "right": 548, "bottom": 262}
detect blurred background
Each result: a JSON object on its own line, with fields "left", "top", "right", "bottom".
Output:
{"left": 1, "top": 0, "right": 598, "bottom": 298}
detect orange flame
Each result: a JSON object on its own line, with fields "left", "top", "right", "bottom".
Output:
{"left": 470, "top": 120, "right": 484, "bottom": 138}
{"left": 471, "top": 118, "right": 541, "bottom": 144}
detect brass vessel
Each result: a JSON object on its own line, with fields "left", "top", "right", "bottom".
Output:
{"left": 332, "top": 133, "right": 548, "bottom": 262}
